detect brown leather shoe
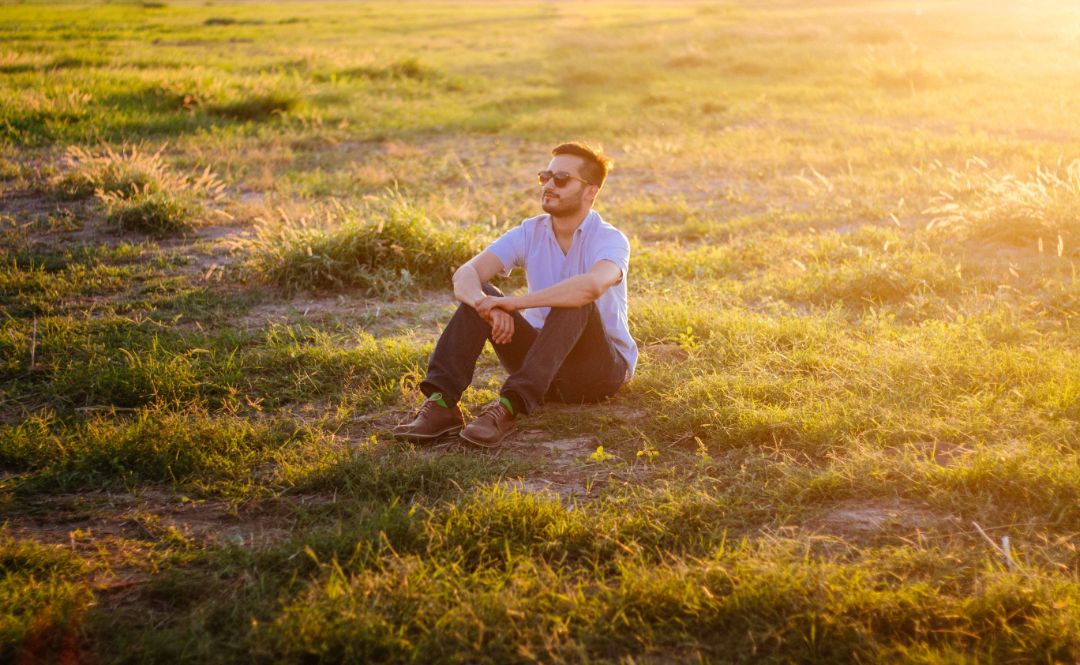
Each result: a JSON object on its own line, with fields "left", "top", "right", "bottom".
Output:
{"left": 392, "top": 400, "right": 464, "bottom": 441}
{"left": 459, "top": 400, "right": 516, "bottom": 448}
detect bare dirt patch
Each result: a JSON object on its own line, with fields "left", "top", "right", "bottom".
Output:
{"left": 642, "top": 342, "right": 690, "bottom": 364}
{"left": 415, "top": 419, "right": 651, "bottom": 500}
{"left": 414, "top": 432, "right": 605, "bottom": 499}
{"left": 502, "top": 431, "right": 601, "bottom": 498}
{"left": 4, "top": 490, "right": 298, "bottom": 591}
{"left": 169, "top": 222, "right": 252, "bottom": 276}
{"left": 238, "top": 293, "right": 376, "bottom": 327}
{"left": 805, "top": 496, "right": 952, "bottom": 539}
{"left": 237, "top": 291, "right": 454, "bottom": 337}
{"left": 8, "top": 490, "right": 293, "bottom": 547}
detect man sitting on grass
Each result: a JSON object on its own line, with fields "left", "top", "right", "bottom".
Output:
{"left": 392, "top": 142, "right": 638, "bottom": 447}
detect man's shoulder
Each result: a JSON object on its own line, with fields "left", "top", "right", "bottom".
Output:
{"left": 493, "top": 214, "right": 545, "bottom": 243}
{"left": 498, "top": 214, "right": 547, "bottom": 238}
{"left": 589, "top": 214, "right": 629, "bottom": 247}
{"left": 519, "top": 213, "right": 548, "bottom": 229}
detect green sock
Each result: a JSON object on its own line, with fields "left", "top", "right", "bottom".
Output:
{"left": 428, "top": 392, "right": 449, "bottom": 408}
{"left": 499, "top": 396, "right": 515, "bottom": 415}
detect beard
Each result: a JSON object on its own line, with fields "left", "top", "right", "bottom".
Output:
{"left": 541, "top": 191, "right": 586, "bottom": 217}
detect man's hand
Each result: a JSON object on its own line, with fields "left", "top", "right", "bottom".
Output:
{"left": 487, "top": 309, "right": 515, "bottom": 345}
{"left": 474, "top": 295, "right": 518, "bottom": 317}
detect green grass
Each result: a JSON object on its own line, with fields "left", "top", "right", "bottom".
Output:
{"left": 250, "top": 324, "right": 431, "bottom": 408}
{"left": 0, "top": 533, "right": 91, "bottom": 665}
{"left": 0, "top": 233, "right": 168, "bottom": 316}
{"left": 1, "top": 0, "right": 1080, "bottom": 662}
{"left": 0, "top": 408, "right": 313, "bottom": 495}
{"left": 244, "top": 193, "right": 486, "bottom": 296}
{"left": 102, "top": 187, "right": 200, "bottom": 235}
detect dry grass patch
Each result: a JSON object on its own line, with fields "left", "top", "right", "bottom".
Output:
{"left": 926, "top": 159, "right": 1080, "bottom": 252}
{"left": 52, "top": 145, "right": 174, "bottom": 201}
{"left": 50, "top": 146, "right": 224, "bottom": 235}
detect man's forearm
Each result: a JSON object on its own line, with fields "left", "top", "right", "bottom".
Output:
{"left": 452, "top": 264, "right": 486, "bottom": 307}
{"left": 513, "top": 274, "right": 601, "bottom": 310}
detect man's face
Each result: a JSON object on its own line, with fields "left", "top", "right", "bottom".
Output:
{"left": 540, "top": 154, "right": 595, "bottom": 217}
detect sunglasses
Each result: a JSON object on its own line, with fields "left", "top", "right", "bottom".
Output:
{"left": 537, "top": 170, "right": 595, "bottom": 188}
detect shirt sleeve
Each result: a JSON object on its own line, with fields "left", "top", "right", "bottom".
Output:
{"left": 590, "top": 229, "right": 630, "bottom": 282}
{"left": 485, "top": 224, "right": 527, "bottom": 276}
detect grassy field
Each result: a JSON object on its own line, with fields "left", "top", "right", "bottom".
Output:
{"left": 2, "top": 0, "right": 1080, "bottom": 662}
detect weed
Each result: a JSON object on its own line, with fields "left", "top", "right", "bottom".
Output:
{"left": 50, "top": 145, "right": 222, "bottom": 235}
{"left": 101, "top": 186, "right": 199, "bottom": 235}
{"left": 589, "top": 445, "right": 615, "bottom": 463}
{"left": 927, "top": 160, "right": 1080, "bottom": 251}
{"left": 52, "top": 145, "right": 173, "bottom": 201}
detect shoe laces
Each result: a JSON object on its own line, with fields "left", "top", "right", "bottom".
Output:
{"left": 476, "top": 401, "right": 510, "bottom": 422}
{"left": 417, "top": 399, "right": 448, "bottom": 417}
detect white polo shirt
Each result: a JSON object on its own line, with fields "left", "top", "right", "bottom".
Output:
{"left": 486, "top": 210, "right": 638, "bottom": 379}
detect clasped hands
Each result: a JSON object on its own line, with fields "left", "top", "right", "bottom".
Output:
{"left": 473, "top": 295, "right": 519, "bottom": 345}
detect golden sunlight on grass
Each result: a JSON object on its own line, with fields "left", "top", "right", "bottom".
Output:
{"left": 1, "top": 1, "right": 1079, "bottom": 662}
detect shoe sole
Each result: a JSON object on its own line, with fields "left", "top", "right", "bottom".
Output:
{"left": 459, "top": 426, "right": 517, "bottom": 448}
{"left": 392, "top": 424, "right": 463, "bottom": 442}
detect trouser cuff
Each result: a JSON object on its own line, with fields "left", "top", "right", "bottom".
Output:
{"left": 500, "top": 390, "right": 527, "bottom": 416}
{"left": 419, "top": 380, "right": 457, "bottom": 406}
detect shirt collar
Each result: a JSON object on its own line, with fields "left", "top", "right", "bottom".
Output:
{"left": 543, "top": 209, "right": 598, "bottom": 235}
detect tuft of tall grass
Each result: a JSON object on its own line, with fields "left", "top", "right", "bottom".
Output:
{"left": 766, "top": 242, "right": 962, "bottom": 306}
{"left": 52, "top": 145, "right": 173, "bottom": 201}
{"left": 243, "top": 194, "right": 485, "bottom": 296}
{"left": 101, "top": 186, "right": 200, "bottom": 235}
{"left": 51, "top": 145, "right": 223, "bottom": 235}
{"left": 926, "top": 160, "right": 1080, "bottom": 251}
{"left": 203, "top": 17, "right": 262, "bottom": 27}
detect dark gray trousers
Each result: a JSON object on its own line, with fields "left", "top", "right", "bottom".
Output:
{"left": 419, "top": 284, "right": 627, "bottom": 414}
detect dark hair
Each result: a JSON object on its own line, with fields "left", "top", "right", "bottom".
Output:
{"left": 551, "top": 142, "right": 612, "bottom": 188}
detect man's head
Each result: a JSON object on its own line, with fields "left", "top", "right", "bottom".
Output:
{"left": 539, "top": 142, "right": 612, "bottom": 217}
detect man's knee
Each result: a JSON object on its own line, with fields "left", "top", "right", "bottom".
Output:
{"left": 455, "top": 282, "right": 501, "bottom": 317}
{"left": 453, "top": 283, "right": 504, "bottom": 323}
{"left": 454, "top": 301, "right": 485, "bottom": 324}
